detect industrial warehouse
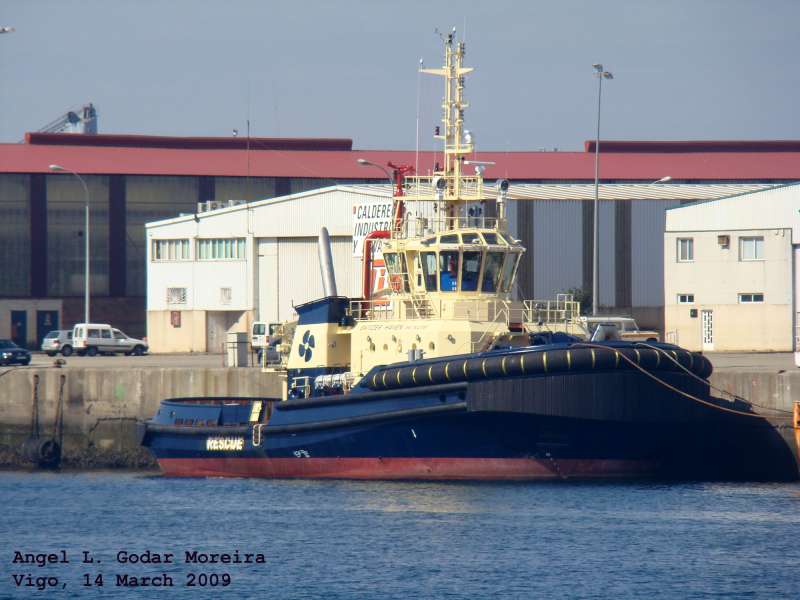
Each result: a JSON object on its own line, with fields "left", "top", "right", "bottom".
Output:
{"left": 146, "top": 181, "right": 794, "bottom": 353}
{"left": 1, "top": 133, "right": 800, "bottom": 349}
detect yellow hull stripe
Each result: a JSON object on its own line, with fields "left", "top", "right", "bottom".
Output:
{"left": 543, "top": 352, "right": 548, "bottom": 372}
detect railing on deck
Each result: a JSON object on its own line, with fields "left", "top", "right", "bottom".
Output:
{"left": 401, "top": 175, "right": 484, "bottom": 202}
{"left": 395, "top": 215, "right": 507, "bottom": 239}
{"left": 349, "top": 296, "right": 581, "bottom": 327}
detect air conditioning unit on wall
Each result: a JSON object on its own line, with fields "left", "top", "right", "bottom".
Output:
{"left": 196, "top": 200, "right": 246, "bottom": 213}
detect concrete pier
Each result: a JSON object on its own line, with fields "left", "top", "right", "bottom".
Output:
{"left": 0, "top": 363, "right": 796, "bottom": 472}
{"left": 0, "top": 367, "right": 281, "bottom": 469}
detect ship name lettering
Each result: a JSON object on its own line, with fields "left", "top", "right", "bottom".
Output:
{"left": 184, "top": 550, "right": 266, "bottom": 564}
{"left": 116, "top": 573, "right": 174, "bottom": 587}
{"left": 206, "top": 437, "right": 244, "bottom": 451}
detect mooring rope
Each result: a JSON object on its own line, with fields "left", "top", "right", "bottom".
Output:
{"left": 576, "top": 343, "right": 768, "bottom": 419}
{"left": 635, "top": 341, "right": 793, "bottom": 416}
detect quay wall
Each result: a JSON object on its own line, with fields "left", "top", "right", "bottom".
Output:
{"left": 0, "top": 366, "right": 797, "bottom": 470}
{"left": 0, "top": 367, "right": 282, "bottom": 469}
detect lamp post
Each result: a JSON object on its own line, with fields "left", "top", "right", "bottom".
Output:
{"left": 49, "top": 164, "right": 91, "bottom": 324}
{"left": 356, "top": 158, "right": 394, "bottom": 194}
{"left": 592, "top": 63, "right": 613, "bottom": 316}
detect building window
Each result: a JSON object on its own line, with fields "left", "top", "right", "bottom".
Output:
{"left": 220, "top": 287, "right": 232, "bottom": 305}
{"left": 152, "top": 239, "right": 190, "bottom": 261}
{"left": 196, "top": 238, "right": 246, "bottom": 260}
{"left": 677, "top": 238, "right": 694, "bottom": 262}
{"left": 738, "top": 293, "right": 764, "bottom": 304}
{"left": 677, "top": 294, "right": 695, "bottom": 304}
{"left": 739, "top": 236, "right": 764, "bottom": 261}
{"left": 167, "top": 287, "right": 187, "bottom": 304}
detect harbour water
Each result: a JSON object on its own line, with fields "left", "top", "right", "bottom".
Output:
{"left": 1, "top": 472, "right": 798, "bottom": 598}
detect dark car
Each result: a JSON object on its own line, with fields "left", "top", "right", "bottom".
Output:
{"left": 0, "top": 339, "right": 31, "bottom": 366}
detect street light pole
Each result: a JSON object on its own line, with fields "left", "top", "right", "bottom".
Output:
{"left": 592, "top": 63, "right": 613, "bottom": 316}
{"left": 356, "top": 158, "right": 394, "bottom": 195}
{"left": 49, "top": 164, "right": 91, "bottom": 324}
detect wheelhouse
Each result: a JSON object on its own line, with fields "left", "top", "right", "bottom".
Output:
{"left": 381, "top": 229, "right": 524, "bottom": 297}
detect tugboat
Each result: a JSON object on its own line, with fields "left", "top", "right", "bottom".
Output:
{"left": 140, "top": 31, "right": 798, "bottom": 481}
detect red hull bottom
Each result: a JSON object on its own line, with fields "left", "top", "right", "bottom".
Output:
{"left": 157, "top": 457, "right": 658, "bottom": 480}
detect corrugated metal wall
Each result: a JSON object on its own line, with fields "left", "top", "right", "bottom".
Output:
{"left": 276, "top": 236, "right": 359, "bottom": 321}
{"left": 632, "top": 200, "right": 680, "bottom": 306}
{"left": 532, "top": 200, "right": 583, "bottom": 300}
{"left": 598, "top": 201, "right": 616, "bottom": 307}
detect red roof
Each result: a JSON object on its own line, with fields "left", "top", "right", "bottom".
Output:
{"left": 1, "top": 133, "right": 799, "bottom": 181}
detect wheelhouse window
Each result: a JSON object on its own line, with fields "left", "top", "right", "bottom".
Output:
{"left": 677, "top": 294, "right": 695, "bottom": 304}
{"left": 482, "top": 252, "right": 505, "bottom": 293}
{"left": 461, "top": 251, "right": 482, "bottom": 292}
{"left": 481, "top": 232, "right": 499, "bottom": 245}
{"left": 196, "top": 238, "right": 246, "bottom": 260}
{"left": 677, "top": 238, "right": 694, "bottom": 262}
{"left": 738, "top": 293, "right": 764, "bottom": 303}
{"left": 420, "top": 252, "right": 438, "bottom": 291}
{"left": 383, "top": 252, "right": 399, "bottom": 274}
{"left": 500, "top": 253, "right": 520, "bottom": 293}
{"left": 383, "top": 252, "right": 409, "bottom": 293}
{"left": 439, "top": 251, "right": 459, "bottom": 292}
{"left": 739, "top": 236, "right": 764, "bottom": 261}
{"left": 439, "top": 234, "right": 460, "bottom": 245}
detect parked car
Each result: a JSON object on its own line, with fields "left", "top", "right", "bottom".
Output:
{"left": 41, "top": 329, "right": 74, "bottom": 356}
{"left": 0, "top": 339, "right": 31, "bottom": 365}
{"left": 577, "top": 316, "right": 660, "bottom": 343}
{"left": 72, "top": 323, "right": 149, "bottom": 356}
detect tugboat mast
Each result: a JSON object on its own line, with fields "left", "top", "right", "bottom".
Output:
{"left": 421, "top": 28, "right": 474, "bottom": 201}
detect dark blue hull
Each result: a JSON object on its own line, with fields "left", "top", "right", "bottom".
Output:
{"left": 140, "top": 343, "right": 798, "bottom": 481}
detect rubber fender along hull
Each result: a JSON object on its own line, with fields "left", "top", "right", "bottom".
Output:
{"left": 364, "top": 344, "right": 713, "bottom": 391}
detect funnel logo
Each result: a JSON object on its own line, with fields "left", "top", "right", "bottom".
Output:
{"left": 298, "top": 330, "right": 315, "bottom": 362}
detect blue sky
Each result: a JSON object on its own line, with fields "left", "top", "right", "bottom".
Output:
{"left": 1, "top": 0, "right": 798, "bottom": 150}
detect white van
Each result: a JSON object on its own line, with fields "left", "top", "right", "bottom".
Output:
{"left": 72, "top": 323, "right": 149, "bottom": 356}
{"left": 251, "top": 321, "right": 281, "bottom": 364}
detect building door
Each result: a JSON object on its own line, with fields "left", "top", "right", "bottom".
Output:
{"left": 36, "top": 310, "right": 59, "bottom": 348}
{"left": 701, "top": 309, "right": 714, "bottom": 351}
{"left": 206, "top": 311, "right": 243, "bottom": 354}
{"left": 10, "top": 310, "right": 27, "bottom": 348}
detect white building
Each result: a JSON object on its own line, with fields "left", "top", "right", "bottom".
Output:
{"left": 146, "top": 186, "right": 390, "bottom": 352}
{"left": 146, "top": 183, "right": 776, "bottom": 353}
{"left": 664, "top": 183, "right": 800, "bottom": 352}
